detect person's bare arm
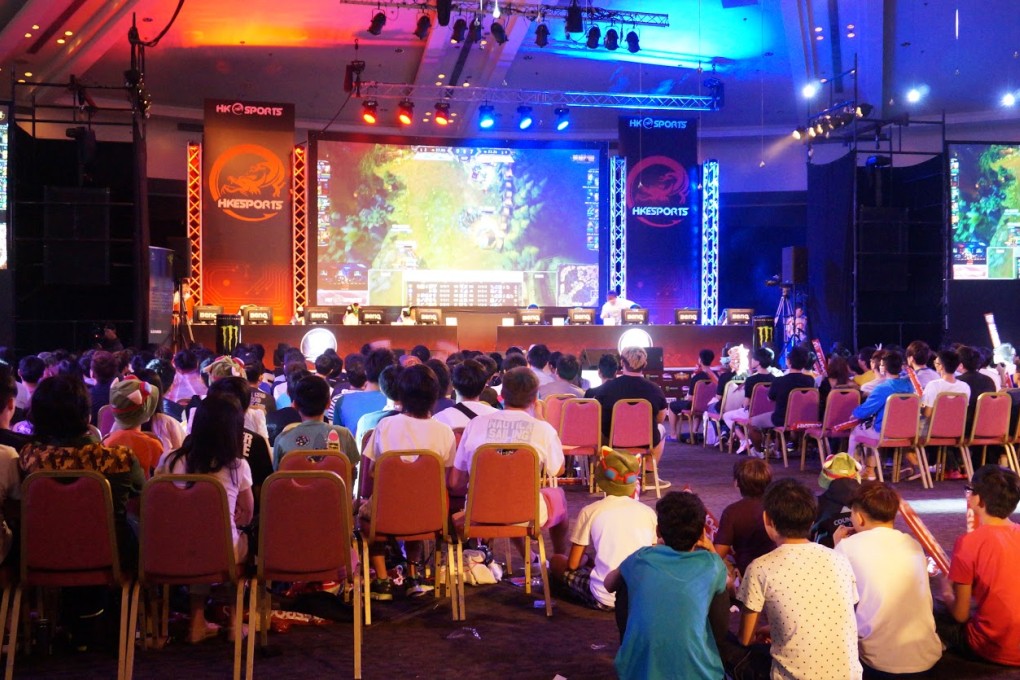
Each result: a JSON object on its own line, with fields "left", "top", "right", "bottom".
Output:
{"left": 604, "top": 567, "right": 622, "bottom": 593}
{"left": 713, "top": 544, "right": 732, "bottom": 562}
{"left": 737, "top": 604, "right": 760, "bottom": 646}
{"left": 567, "top": 544, "right": 587, "bottom": 571}
{"left": 708, "top": 591, "right": 731, "bottom": 649}
{"left": 448, "top": 467, "right": 469, "bottom": 496}
{"left": 938, "top": 575, "right": 972, "bottom": 623}
{"left": 235, "top": 487, "right": 255, "bottom": 526}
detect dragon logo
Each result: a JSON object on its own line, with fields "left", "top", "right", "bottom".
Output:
{"left": 627, "top": 156, "right": 691, "bottom": 228}
{"left": 209, "top": 144, "right": 287, "bottom": 222}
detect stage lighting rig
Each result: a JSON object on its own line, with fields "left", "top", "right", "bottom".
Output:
{"left": 361, "top": 100, "right": 378, "bottom": 124}
{"left": 554, "top": 107, "right": 570, "bottom": 131}
{"left": 413, "top": 15, "right": 432, "bottom": 39}
{"left": 516, "top": 105, "right": 534, "bottom": 130}
{"left": 565, "top": 0, "right": 584, "bottom": 33}
{"left": 434, "top": 102, "right": 451, "bottom": 125}
{"left": 397, "top": 99, "right": 414, "bottom": 125}
{"left": 368, "top": 11, "right": 387, "bottom": 35}
{"left": 490, "top": 21, "right": 507, "bottom": 44}
{"left": 586, "top": 26, "right": 601, "bottom": 49}
{"left": 450, "top": 18, "right": 467, "bottom": 43}
{"left": 535, "top": 22, "right": 550, "bottom": 47}
{"left": 604, "top": 28, "right": 619, "bottom": 50}
{"left": 625, "top": 29, "right": 640, "bottom": 53}
{"left": 478, "top": 104, "right": 496, "bottom": 129}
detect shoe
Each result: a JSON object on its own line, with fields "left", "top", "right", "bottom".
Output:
{"left": 863, "top": 469, "right": 878, "bottom": 481}
{"left": 898, "top": 466, "right": 914, "bottom": 480}
{"left": 369, "top": 578, "right": 393, "bottom": 601}
{"left": 945, "top": 469, "right": 967, "bottom": 480}
{"left": 405, "top": 577, "right": 435, "bottom": 598}
{"left": 748, "top": 447, "right": 765, "bottom": 459}
{"left": 735, "top": 440, "right": 749, "bottom": 455}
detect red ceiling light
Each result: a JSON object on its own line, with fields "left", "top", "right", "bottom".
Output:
{"left": 434, "top": 102, "right": 451, "bottom": 125}
{"left": 397, "top": 99, "right": 414, "bottom": 125}
{"left": 361, "top": 100, "right": 378, "bottom": 124}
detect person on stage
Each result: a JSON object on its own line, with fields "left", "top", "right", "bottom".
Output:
{"left": 600, "top": 289, "right": 635, "bottom": 326}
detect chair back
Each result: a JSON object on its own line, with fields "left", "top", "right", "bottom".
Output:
{"left": 465, "top": 444, "right": 540, "bottom": 530}
{"left": 690, "top": 380, "right": 715, "bottom": 414}
{"left": 717, "top": 380, "right": 743, "bottom": 415}
{"left": 542, "top": 394, "right": 573, "bottom": 434}
{"left": 140, "top": 475, "right": 236, "bottom": 585}
{"left": 21, "top": 470, "right": 121, "bottom": 586}
{"left": 97, "top": 405, "right": 116, "bottom": 437}
{"left": 609, "top": 399, "right": 653, "bottom": 449}
{"left": 970, "top": 392, "right": 1012, "bottom": 442}
{"left": 878, "top": 394, "right": 920, "bottom": 442}
{"left": 279, "top": 449, "right": 352, "bottom": 490}
{"left": 822, "top": 388, "right": 861, "bottom": 429}
{"left": 560, "top": 399, "right": 602, "bottom": 449}
{"left": 357, "top": 429, "right": 374, "bottom": 499}
{"left": 926, "top": 392, "right": 968, "bottom": 441}
{"left": 784, "top": 388, "right": 819, "bottom": 428}
{"left": 259, "top": 471, "right": 353, "bottom": 582}
{"left": 746, "top": 382, "right": 774, "bottom": 419}
{"left": 369, "top": 450, "right": 448, "bottom": 541}
{"left": 533, "top": 399, "right": 546, "bottom": 421}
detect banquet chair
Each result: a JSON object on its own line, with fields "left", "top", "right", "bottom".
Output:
{"left": 964, "top": 392, "right": 1014, "bottom": 473}
{"left": 279, "top": 449, "right": 353, "bottom": 491}
{"left": 705, "top": 380, "right": 742, "bottom": 452}
{"left": 920, "top": 392, "right": 969, "bottom": 482}
{"left": 764, "top": 387, "right": 818, "bottom": 468}
{"left": 850, "top": 394, "right": 930, "bottom": 488}
{"left": 559, "top": 398, "right": 602, "bottom": 493}
{"left": 728, "top": 383, "right": 774, "bottom": 455}
{"left": 679, "top": 381, "right": 715, "bottom": 446}
{"left": 609, "top": 399, "right": 662, "bottom": 498}
{"left": 801, "top": 388, "right": 861, "bottom": 469}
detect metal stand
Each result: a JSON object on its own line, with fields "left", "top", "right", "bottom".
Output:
{"left": 774, "top": 285, "right": 796, "bottom": 367}
{"left": 170, "top": 278, "right": 193, "bottom": 352}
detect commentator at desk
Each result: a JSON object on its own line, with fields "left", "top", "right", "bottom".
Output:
{"left": 599, "top": 289, "right": 635, "bottom": 325}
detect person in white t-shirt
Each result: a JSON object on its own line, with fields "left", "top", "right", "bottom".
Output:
{"left": 921, "top": 349, "right": 971, "bottom": 457}
{"left": 450, "top": 367, "right": 570, "bottom": 557}
{"left": 833, "top": 481, "right": 942, "bottom": 676}
{"left": 434, "top": 359, "right": 497, "bottom": 431}
{"left": 550, "top": 447, "right": 656, "bottom": 610}
{"left": 599, "top": 289, "right": 635, "bottom": 325}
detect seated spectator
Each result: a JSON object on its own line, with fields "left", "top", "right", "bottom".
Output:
{"left": 527, "top": 344, "right": 555, "bottom": 386}
{"left": 426, "top": 358, "right": 456, "bottom": 414}
{"left": 588, "top": 347, "right": 670, "bottom": 486}
{"left": 146, "top": 358, "right": 186, "bottom": 422}
{"left": 206, "top": 355, "right": 269, "bottom": 441}
{"left": 333, "top": 348, "right": 393, "bottom": 433}
{"left": 0, "top": 364, "right": 29, "bottom": 451}
{"left": 244, "top": 360, "right": 276, "bottom": 415}
{"left": 314, "top": 351, "right": 338, "bottom": 388}
{"left": 817, "top": 354, "right": 860, "bottom": 418}
{"left": 978, "top": 347, "right": 1003, "bottom": 391}
{"left": 273, "top": 374, "right": 359, "bottom": 471}
{"left": 746, "top": 345, "right": 815, "bottom": 458}
{"left": 957, "top": 346, "right": 997, "bottom": 428}
{"left": 16, "top": 355, "right": 44, "bottom": 414}
{"left": 606, "top": 491, "right": 729, "bottom": 680}
{"left": 266, "top": 368, "right": 308, "bottom": 446}
{"left": 355, "top": 365, "right": 402, "bottom": 448}
{"left": 667, "top": 349, "right": 716, "bottom": 441}
{"left": 906, "top": 340, "right": 939, "bottom": 389}
{"left": 164, "top": 348, "right": 207, "bottom": 403}
{"left": 538, "top": 353, "right": 585, "bottom": 399}
{"left": 474, "top": 354, "right": 502, "bottom": 409}
{"left": 724, "top": 348, "right": 775, "bottom": 454}
{"left": 0, "top": 365, "right": 21, "bottom": 563}
{"left": 921, "top": 349, "right": 971, "bottom": 424}
{"left": 811, "top": 452, "right": 862, "bottom": 548}
{"left": 206, "top": 378, "right": 274, "bottom": 495}
{"left": 103, "top": 375, "right": 164, "bottom": 476}
{"left": 132, "top": 368, "right": 186, "bottom": 456}
{"left": 363, "top": 364, "right": 456, "bottom": 600}
{"left": 737, "top": 477, "right": 862, "bottom": 679}
{"left": 937, "top": 465, "right": 1020, "bottom": 667}
{"left": 550, "top": 448, "right": 657, "bottom": 611}
{"left": 833, "top": 482, "right": 942, "bottom": 677}
{"left": 848, "top": 351, "right": 919, "bottom": 480}
{"left": 859, "top": 349, "right": 890, "bottom": 395}
{"left": 89, "top": 350, "right": 119, "bottom": 425}
{"left": 714, "top": 458, "right": 775, "bottom": 576}
{"left": 272, "top": 352, "right": 307, "bottom": 409}
{"left": 434, "top": 359, "right": 497, "bottom": 430}
{"left": 584, "top": 353, "right": 620, "bottom": 396}
{"left": 854, "top": 346, "right": 877, "bottom": 386}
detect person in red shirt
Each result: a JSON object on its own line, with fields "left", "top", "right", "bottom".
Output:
{"left": 937, "top": 464, "right": 1020, "bottom": 666}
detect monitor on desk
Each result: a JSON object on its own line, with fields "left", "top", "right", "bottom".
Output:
{"left": 193, "top": 305, "right": 223, "bottom": 324}
{"left": 621, "top": 308, "right": 648, "bottom": 325}
{"left": 720, "top": 308, "right": 754, "bottom": 325}
{"left": 674, "top": 308, "right": 699, "bottom": 325}
{"left": 242, "top": 306, "right": 273, "bottom": 325}
{"left": 304, "top": 307, "right": 332, "bottom": 325}
{"left": 361, "top": 307, "right": 386, "bottom": 324}
{"left": 415, "top": 308, "right": 443, "bottom": 326}
{"left": 568, "top": 308, "right": 595, "bottom": 325}
{"left": 517, "top": 308, "right": 544, "bottom": 325}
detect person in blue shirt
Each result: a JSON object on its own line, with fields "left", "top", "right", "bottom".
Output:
{"left": 847, "top": 350, "right": 919, "bottom": 481}
{"left": 606, "top": 491, "right": 729, "bottom": 680}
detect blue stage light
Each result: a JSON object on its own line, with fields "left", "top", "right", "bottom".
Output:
{"left": 517, "top": 106, "right": 534, "bottom": 130}
{"left": 554, "top": 107, "right": 570, "bottom": 131}
{"left": 478, "top": 104, "right": 496, "bottom": 129}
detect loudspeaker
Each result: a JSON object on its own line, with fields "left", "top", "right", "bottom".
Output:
{"left": 167, "top": 236, "right": 192, "bottom": 280}
{"left": 782, "top": 246, "right": 807, "bottom": 285}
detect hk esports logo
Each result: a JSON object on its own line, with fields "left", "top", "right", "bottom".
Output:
{"left": 208, "top": 144, "right": 287, "bottom": 222}
{"left": 627, "top": 155, "right": 691, "bottom": 228}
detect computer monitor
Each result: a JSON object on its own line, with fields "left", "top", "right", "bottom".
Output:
{"left": 621, "top": 308, "right": 648, "bottom": 325}
{"left": 360, "top": 307, "right": 386, "bottom": 324}
{"left": 304, "top": 306, "right": 332, "bottom": 325}
{"left": 517, "top": 308, "right": 544, "bottom": 325}
{"left": 568, "top": 308, "right": 595, "bottom": 325}
{"left": 242, "top": 306, "right": 273, "bottom": 325}
{"left": 415, "top": 308, "right": 443, "bottom": 326}
{"left": 193, "top": 305, "right": 223, "bottom": 325}
{"left": 720, "top": 308, "right": 754, "bottom": 325}
{"left": 674, "top": 308, "right": 699, "bottom": 325}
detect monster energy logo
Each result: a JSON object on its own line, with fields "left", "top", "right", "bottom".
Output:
{"left": 220, "top": 323, "right": 240, "bottom": 352}
{"left": 756, "top": 324, "right": 773, "bottom": 347}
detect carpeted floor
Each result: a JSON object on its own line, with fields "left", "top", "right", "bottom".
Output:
{"left": 13, "top": 440, "right": 1020, "bottom": 679}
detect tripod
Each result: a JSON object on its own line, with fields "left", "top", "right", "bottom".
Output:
{"left": 774, "top": 285, "right": 797, "bottom": 367}
{"left": 170, "top": 278, "right": 194, "bottom": 352}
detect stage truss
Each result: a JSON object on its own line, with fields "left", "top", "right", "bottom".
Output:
{"left": 609, "top": 155, "right": 627, "bottom": 297}
{"left": 185, "top": 142, "right": 203, "bottom": 305}
{"left": 292, "top": 144, "right": 308, "bottom": 314}
{"left": 700, "top": 159, "right": 720, "bottom": 325}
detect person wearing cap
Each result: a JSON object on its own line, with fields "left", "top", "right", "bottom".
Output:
{"left": 833, "top": 482, "right": 942, "bottom": 677}
{"left": 103, "top": 374, "right": 164, "bottom": 476}
{"left": 550, "top": 447, "right": 657, "bottom": 611}
{"left": 810, "top": 452, "right": 863, "bottom": 548}
{"left": 599, "top": 289, "right": 635, "bottom": 326}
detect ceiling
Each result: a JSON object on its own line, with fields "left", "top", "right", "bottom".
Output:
{"left": 0, "top": 0, "right": 1018, "bottom": 138}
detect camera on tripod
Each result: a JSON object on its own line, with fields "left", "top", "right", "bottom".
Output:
{"left": 765, "top": 275, "right": 794, "bottom": 288}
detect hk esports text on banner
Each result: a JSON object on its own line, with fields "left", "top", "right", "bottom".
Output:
{"left": 617, "top": 116, "right": 699, "bottom": 324}
{"left": 202, "top": 100, "right": 295, "bottom": 324}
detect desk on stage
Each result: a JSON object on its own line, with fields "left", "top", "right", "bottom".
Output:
{"left": 190, "top": 324, "right": 460, "bottom": 358}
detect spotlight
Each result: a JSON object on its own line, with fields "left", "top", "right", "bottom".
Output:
{"left": 625, "top": 30, "right": 640, "bottom": 53}
{"left": 413, "top": 15, "right": 431, "bottom": 40}
{"left": 906, "top": 87, "right": 923, "bottom": 104}
{"left": 807, "top": 126, "right": 817, "bottom": 138}
{"left": 792, "top": 127, "right": 806, "bottom": 140}
{"left": 361, "top": 100, "right": 378, "bottom": 124}
{"left": 604, "top": 28, "right": 619, "bottom": 50}
{"left": 802, "top": 82, "right": 819, "bottom": 99}
{"left": 855, "top": 103, "right": 874, "bottom": 118}
{"left": 434, "top": 102, "right": 451, "bottom": 125}
{"left": 397, "top": 99, "right": 414, "bottom": 126}
{"left": 554, "top": 107, "right": 570, "bottom": 131}
{"left": 517, "top": 105, "right": 534, "bottom": 130}
{"left": 1002, "top": 92, "right": 1017, "bottom": 107}
{"left": 535, "top": 23, "right": 550, "bottom": 47}
{"left": 368, "top": 12, "right": 387, "bottom": 36}
{"left": 478, "top": 104, "right": 496, "bottom": 129}
{"left": 490, "top": 21, "right": 507, "bottom": 45}
{"left": 586, "top": 26, "right": 601, "bottom": 49}
{"left": 565, "top": 0, "right": 583, "bottom": 33}
{"left": 451, "top": 18, "right": 467, "bottom": 43}
{"left": 467, "top": 18, "right": 482, "bottom": 43}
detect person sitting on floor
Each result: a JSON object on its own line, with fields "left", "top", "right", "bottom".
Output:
{"left": 550, "top": 448, "right": 657, "bottom": 611}
{"left": 847, "top": 350, "right": 919, "bottom": 481}
{"left": 833, "top": 481, "right": 943, "bottom": 678}
{"left": 272, "top": 374, "right": 360, "bottom": 472}
{"left": 736, "top": 477, "right": 863, "bottom": 680}
{"left": 606, "top": 490, "right": 729, "bottom": 680}
{"left": 811, "top": 452, "right": 862, "bottom": 548}
{"left": 714, "top": 457, "right": 775, "bottom": 579}
{"left": 936, "top": 464, "right": 1020, "bottom": 667}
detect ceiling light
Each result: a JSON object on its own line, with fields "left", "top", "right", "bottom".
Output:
{"left": 24, "top": 72, "right": 33, "bottom": 78}
{"left": 565, "top": 0, "right": 583, "bottom": 34}
{"left": 397, "top": 99, "right": 414, "bottom": 125}
{"left": 490, "top": 22, "right": 507, "bottom": 45}
{"left": 586, "top": 26, "right": 601, "bottom": 49}
{"left": 361, "top": 100, "right": 378, "bottom": 124}
{"left": 554, "top": 107, "right": 570, "bottom": 131}
{"left": 792, "top": 127, "right": 806, "bottom": 140}
{"left": 802, "top": 82, "right": 819, "bottom": 99}
{"left": 56, "top": 38, "right": 65, "bottom": 44}
{"left": 24, "top": 33, "right": 31, "bottom": 39}
{"left": 906, "top": 87, "right": 923, "bottom": 104}
{"left": 64, "top": 30, "right": 74, "bottom": 36}
{"left": 451, "top": 18, "right": 467, "bottom": 43}
{"left": 31, "top": 24, "right": 40, "bottom": 30}
{"left": 434, "top": 102, "right": 451, "bottom": 125}
{"left": 535, "top": 23, "right": 549, "bottom": 47}
{"left": 368, "top": 12, "right": 386, "bottom": 36}
{"left": 414, "top": 15, "right": 431, "bottom": 40}
{"left": 604, "top": 28, "right": 619, "bottom": 51}
{"left": 478, "top": 104, "right": 496, "bottom": 129}
{"left": 814, "top": 26, "right": 823, "bottom": 32}
{"left": 625, "top": 30, "right": 640, "bottom": 53}
{"left": 1003, "top": 92, "right": 1017, "bottom": 107}
{"left": 467, "top": 18, "right": 482, "bottom": 43}
{"left": 517, "top": 106, "right": 534, "bottom": 130}
{"left": 846, "top": 32, "right": 856, "bottom": 38}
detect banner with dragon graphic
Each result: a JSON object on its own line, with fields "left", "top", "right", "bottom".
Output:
{"left": 617, "top": 116, "right": 700, "bottom": 325}
{"left": 203, "top": 100, "right": 295, "bottom": 323}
